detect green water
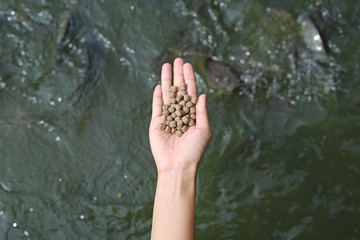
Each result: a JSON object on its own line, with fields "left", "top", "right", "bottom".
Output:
{"left": 1, "top": 0, "right": 360, "bottom": 239}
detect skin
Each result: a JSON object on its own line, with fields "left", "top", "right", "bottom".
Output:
{"left": 149, "top": 58, "right": 212, "bottom": 240}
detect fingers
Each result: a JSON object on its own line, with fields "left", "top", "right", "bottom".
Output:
{"left": 173, "top": 58, "right": 184, "bottom": 88}
{"left": 184, "top": 63, "right": 197, "bottom": 97}
{"left": 152, "top": 85, "right": 163, "bottom": 120}
{"left": 195, "top": 94, "right": 210, "bottom": 130}
{"left": 161, "top": 63, "right": 172, "bottom": 105}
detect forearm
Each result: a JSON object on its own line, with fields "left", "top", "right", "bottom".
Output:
{"left": 151, "top": 167, "right": 198, "bottom": 240}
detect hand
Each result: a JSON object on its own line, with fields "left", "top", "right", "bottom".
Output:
{"left": 149, "top": 58, "right": 212, "bottom": 175}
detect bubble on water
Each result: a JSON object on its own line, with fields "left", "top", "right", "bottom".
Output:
{"left": 24, "top": 230, "right": 29, "bottom": 236}
{"left": 245, "top": 51, "right": 250, "bottom": 56}
{"left": 80, "top": 215, "right": 85, "bottom": 220}
{"left": 290, "top": 100, "right": 296, "bottom": 105}
{"left": 50, "top": 101, "right": 55, "bottom": 106}
{"left": 130, "top": 5, "right": 135, "bottom": 11}
{"left": 93, "top": 196, "right": 98, "bottom": 202}
{"left": 58, "top": 178, "right": 62, "bottom": 182}
{"left": 55, "top": 136, "right": 61, "bottom": 142}
{"left": 10, "top": 11, "right": 15, "bottom": 16}
{"left": 7, "top": 16, "right": 12, "bottom": 22}
{"left": 124, "top": 174, "right": 128, "bottom": 179}
{"left": 0, "top": 211, "right": 3, "bottom": 216}
{"left": 57, "top": 97, "right": 62, "bottom": 102}
{"left": 13, "top": 222, "right": 17, "bottom": 228}
{"left": 0, "top": 82, "right": 5, "bottom": 89}
{"left": 240, "top": 59, "right": 245, "bottom": 64}
{"left": 29, "top": 208, "right": 34, "bottom": 212}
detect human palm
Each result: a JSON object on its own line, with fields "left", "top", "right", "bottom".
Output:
{"left": 149, "top": 58, "right": 211, "bottom": 173}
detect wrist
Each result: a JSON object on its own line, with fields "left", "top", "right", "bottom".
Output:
{"left": 157, "top": 161, "right": 198, "bottom": 179}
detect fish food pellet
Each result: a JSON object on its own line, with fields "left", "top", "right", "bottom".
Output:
{"left": 165, "top": 126, "right": 171, "bottom": 133}
{"left": 180, "top": 83, "right": 187, "bottom": 90}
{"left": 163, "top": 110, "right": 169, "bottom": 116}
{"left": 169, "top": 107, "right": 175, "bottom": 113}
{"left": 160, "top": 83, "right": 197, "bottom": 137}
{"left": 159, "top": 123, "right": 166, "bottom": 130}
{"left": 182, "top": 116, "right": 189, "bottom": 124}
{"left": 170, "top": 86, "right": 177, "bottom": 92}
{"left": 176, "top": 130, "right": 183, "bottom": 137}
{"left": 170, "top": 121, "right": 177, "bottom": 128}
{"left": 176, "top": 96, "right": 183, "bottom": 102}
{"left": 191, "top": 96, "right": 197, "bottom": 104}
{"left": 181, "top": 125, "right": 188, "bottom": 133}
{"left": 184, "top": 95, "right": 191, "bottom": 101}
{"left": 189, "top": 119, "right": 195, "bottom": 126}
{"left": 186, "top": 101, "right": 193, "bottom": 108}
{"left": 183, "top": 106, "right": 189, "bottom": 113}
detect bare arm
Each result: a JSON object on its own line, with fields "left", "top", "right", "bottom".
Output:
{"left": 149, "top": 58, "right": 211, "bottom": 240}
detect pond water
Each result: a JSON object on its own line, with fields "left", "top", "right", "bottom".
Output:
{"left": 1, "top": 0, "right": 360, "bottom": 239}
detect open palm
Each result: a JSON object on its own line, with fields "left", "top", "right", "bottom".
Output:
{"left": 149, "top": 58, "right": 211, "bottom": 174}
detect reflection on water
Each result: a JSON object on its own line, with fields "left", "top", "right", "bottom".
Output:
{"left": 1, "top": 0, "right": 360, "bottom": 239}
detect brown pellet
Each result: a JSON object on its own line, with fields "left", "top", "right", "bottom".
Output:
{"left": 165, "top": 126, "right": 171, "bottom": 133}
{"left": 191, "top": 96, "right": 197, "bottom": 104}
{"left": 170, "top": 86, "right": 177, "bottom": 92}
{"left": 160, "top": 84, "right": 197, "bottom": 137}
{"left": 170, "top": 121, "right": 177, "bottom": 128}
{"left": 189, "top": 119, "right": 195, "bottom": 126}
{"left": 169, "top": 107, "right": 175, "bottom": 113}
{"left": 176, "top": 130, "right": 183, "bottom": 137}
{"left": 176, "top": 95, "right": 183, "bottom": 102}
{"left": 180, "top": 83, "right": 187, "bottom": 90}
{"left": 162, "top": 110, "right": 169, "bottom": 116}
{"left": 181, "top": 125, "right": 188, "bottom": 133}
{"left": 183, "top": 106, "right": 189, "bottom": 113}
{"left": 177, "top": 120, "right": 183, "bottom": 128}
{"left": 159, "top": 123, "right": 166, "bottom": 130}
{"left": 182, "top": 116, "right": 189, "bottom": 124}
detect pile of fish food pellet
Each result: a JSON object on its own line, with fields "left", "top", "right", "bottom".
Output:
{"left": 159, "top": 83, "right": 197, "bottom": 137}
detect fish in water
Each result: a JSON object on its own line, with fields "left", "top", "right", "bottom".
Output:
{"left": 152, "top": 3, "right": 334, "bottom": 99}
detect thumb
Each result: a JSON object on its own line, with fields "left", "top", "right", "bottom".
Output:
{"left": 195, "top": 94, "right": 210, "bottom": 130}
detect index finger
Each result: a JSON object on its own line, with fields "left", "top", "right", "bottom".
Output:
{"left": 183, "top": 63, "right": 197, "bottom": 97}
